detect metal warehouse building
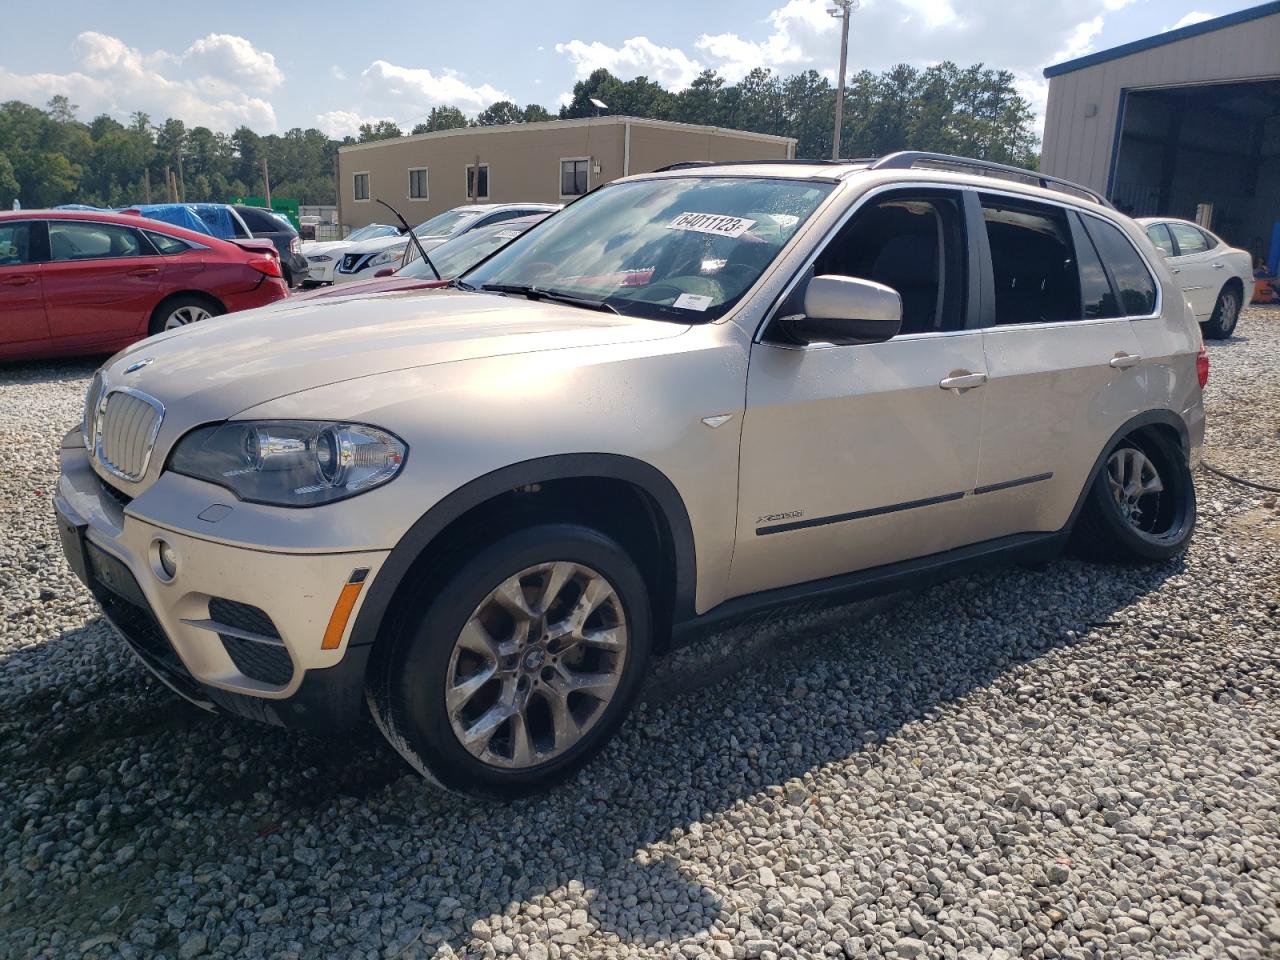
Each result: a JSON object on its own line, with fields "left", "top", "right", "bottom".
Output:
{"left": 336, "top": 116, "right": 796, "bottom": 230}
{"left": 1040, "top": 1, "right": 1279, "bottom": 257}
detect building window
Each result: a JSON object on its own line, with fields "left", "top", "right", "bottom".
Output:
{"left": 408, "top": 168, "right": 428, "bottom": 200}
{"left": 560, "top": 158, "right": 590, "bottom": 197}
{"left": 353, "top": 172, "right": 370, "bottom": 201}
{"left": 466, "top": 163, "right": 489, "bottom": 200}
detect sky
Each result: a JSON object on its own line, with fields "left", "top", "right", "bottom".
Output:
{"left": 0, "top": 0, "right": 1264, "bottom": 140}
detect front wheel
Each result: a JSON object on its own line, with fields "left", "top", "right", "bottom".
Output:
{"left": 367, "top": 524, "right": 652, "bottom": 797}
{"left": 1071, "top": 431, "right": 1196, "bottom": 563}
{"left": 1202, "top": 285, "right": 1241, "bottom": 340}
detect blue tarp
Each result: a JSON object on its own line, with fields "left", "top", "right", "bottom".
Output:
{"left": 130, "top": 204, "right": 217, "bottom": 236}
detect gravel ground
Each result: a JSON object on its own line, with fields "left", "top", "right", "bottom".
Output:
{"left": 1, "top": 307, "right": 1278, "bottom": 960}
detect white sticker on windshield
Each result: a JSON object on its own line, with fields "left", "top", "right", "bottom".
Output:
{"left": 674, "top": 293, "right": 713, "bottom": 312}
{"left": 494, "top": 230, "right": 521, "bottom": 239}
{"left": 667, "top": 212, "right": 757, "bottom": 239}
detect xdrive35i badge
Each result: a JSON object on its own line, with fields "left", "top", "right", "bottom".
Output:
{"left": 758, "top": 510, "right": 804, "bottom": 524}
{"left": 123, "top": 358, "right": 154, "bottom": 374}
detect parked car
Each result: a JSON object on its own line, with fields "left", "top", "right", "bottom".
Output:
{"left": 302, "top": 223, "right": 401, "bottom": 286}
{"left": 331, "top": 203, "right": 560, "bottom": 285}
{"left": 297, "top": 213, "right": 551, "bottom": 302}
{"left": 56, "top": 153, "right": 1205, "bottom": 796}
{"left": 1138, "top": 217, "right": 1253, "bottom": 339}
{"left": 231, "top": 205, "right": 309, "bottom": 289}
{"left": 0, "top": 209, "right": 288, "bottom": 362}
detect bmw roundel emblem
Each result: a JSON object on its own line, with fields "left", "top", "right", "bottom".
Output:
{"left": 123, "top": 358, "right": 155, "bottom": 374}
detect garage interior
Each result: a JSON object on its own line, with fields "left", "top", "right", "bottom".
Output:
{"left": 1110, "top": 79, "right": 1280, "bottom": 266}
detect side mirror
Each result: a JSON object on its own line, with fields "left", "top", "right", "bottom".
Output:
{"left": 783, "top": 275, "right": 903, "bottom": 346}
{"left": 374, "top": 268, "right": 394, "bottom": 278}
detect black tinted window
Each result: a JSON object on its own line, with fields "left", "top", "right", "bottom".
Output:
{"left": 981, "top": 197, "right": 1079, "bottom": 325}
{"left": 1083, "top": 216, "right": 1157, "bottom": 316}
{"left": 238, "top": 207, "right": 283, "bottom": 233}
{"left": 1074, "top": 222, "right": 1120, "bottom": 319}
{"left": 0, "top": 221, "right": 34, "bottom": 265}
{"left": 145, "top": 230, "right": 191, "bottom": 255}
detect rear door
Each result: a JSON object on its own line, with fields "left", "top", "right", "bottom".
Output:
{"left": 0, "top": 219, "right": 51, "bottom": 357}
{"left": 731, "top": 188, "right": 988, "bottom": 598}
{"left": 42, "top": 220, "right": 168, "bottom": 348}
{"left": 1164, "top": 222, "right": 1217, "bottom": 318}
{"left": 971, "top": 193, "right": 1149, "bottom": 539}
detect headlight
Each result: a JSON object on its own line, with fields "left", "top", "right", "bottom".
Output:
{"left": 170, "top": 421, "right": 407, "bottom": 507}
{"left": 369, "top": 246, "right": 407, "bottom": 268}
{"left": 307, "top": 254, "right": 333, "bottom": 263}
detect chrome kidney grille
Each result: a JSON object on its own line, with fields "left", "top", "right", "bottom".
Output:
{"left": 89, "top": 388, "right": 165, "bottom": 482}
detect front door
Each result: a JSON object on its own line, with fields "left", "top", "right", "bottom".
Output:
{"left": 730, "top": 189, "right": 986, "bottom": 599}
{"left": 0, "top": 219, "right": 51, "bottom": 358}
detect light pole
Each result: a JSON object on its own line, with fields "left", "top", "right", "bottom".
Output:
{"left": 829, "top": 0, "right": 858, "bottom": 159}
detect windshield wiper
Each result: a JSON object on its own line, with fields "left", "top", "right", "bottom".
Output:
{"left": 480, "top": 283, "right": 619, "bottom": 315}
{"left": 375, "top": 198, "right": 441, "bottom": 281}
{"left": 448, "top": 277, "right": 476, "bottom": 292}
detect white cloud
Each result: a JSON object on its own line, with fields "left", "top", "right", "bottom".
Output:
{"left": 1171, "top": 10, "right": 1213, "bottom": 30}
{"left": 0, "top": 31, "right": 280, "bottom": 131}
{"left": 329, "top": 65, "right": 347, "bottom": 82}
{"left": 554, "top": 37, "right": 705, "bottom": 89}
{"left": 313, "top": 109, "right": 390, "bottom": 138}
{"left": 315, "top": 58, "right": 510, "bottom": 134}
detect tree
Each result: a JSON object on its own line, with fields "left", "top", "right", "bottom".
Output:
{"left": 522, "top": 103, "right": 553, "bottom": 123}
{"left": 473, "top": 100, "right": 524, "bottom": 126}
{"left": 357, "top": 120, "right": 403, "bottom": 142}
{"left": 0, "top": 152, "right": 18, "bottom": 208}
{"left": 411, "top": 106, "right": 468, "bottom": 133}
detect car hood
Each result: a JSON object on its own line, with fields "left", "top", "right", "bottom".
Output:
{"left": 103, "top": 289, "right": 690, "bottom": 419}
{"left": 299, "top": 276, "right": 446, "bottom": 301}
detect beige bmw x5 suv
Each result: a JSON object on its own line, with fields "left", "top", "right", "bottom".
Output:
{"left": 56, "top": 152, "right": 1207, "bottom": 795}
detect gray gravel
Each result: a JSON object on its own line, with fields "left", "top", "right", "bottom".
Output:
{"left": 2, "top": 307, "right": 1279, "bottom": 960}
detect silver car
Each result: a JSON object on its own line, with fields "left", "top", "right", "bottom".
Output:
{"left": 56, "top": 153, "right": 1206, "bottom": 796}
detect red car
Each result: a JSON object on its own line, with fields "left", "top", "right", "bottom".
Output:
{"left": 0, "top": 209, "right": 290, "bottom": 362}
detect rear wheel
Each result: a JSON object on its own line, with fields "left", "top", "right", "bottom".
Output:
{"left": 1202, "top": 285, "right": 1241, "bottom": 340}
{"left": 1071, "top": 431, "right": 1196, "bottom": 563}
{"left": 367, "top": 524, "right": 652, "bottom": 797}
{"left": 149, "top": 294, "right": 223, "bottom": 335}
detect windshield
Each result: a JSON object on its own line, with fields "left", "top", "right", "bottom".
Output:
{"left": 463, "top": 177, "right": 833, "bottom": 322}
{"left": 399, "top": 220, "right": 539, "bottom": 280}
{"left": 348, "top": 223, "right": 400, "bottom": 242}
{"left": 412, "top": 208, "right": 478, "bottom": 238}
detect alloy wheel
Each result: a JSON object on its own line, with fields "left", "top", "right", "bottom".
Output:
{"left": 445, "top": 561, "right": 628, "bottom": 770}
{"left": 164, "top": 305, "right": 212, "bottom": 330}
{"left": 1219, "top": 291, "right": 1239, "bottom": 336}
{"left": 1106, "top": 446, "right": 1165, "bottom": 533}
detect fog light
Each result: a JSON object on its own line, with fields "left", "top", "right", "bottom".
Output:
{"left": 153, "top": 539, "right": 178, "bottom": 581}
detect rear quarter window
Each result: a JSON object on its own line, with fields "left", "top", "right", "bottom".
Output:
{"left": 1082, "top": 216, "right": 1157, "bottom": 317}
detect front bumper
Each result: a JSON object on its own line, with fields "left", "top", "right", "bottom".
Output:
{"left": 55, "top": 432, "right": 389, "bottom": 732}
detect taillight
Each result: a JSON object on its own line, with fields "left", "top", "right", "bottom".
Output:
{"left": 248, "top": 255, "right": 283, "bottom": 279}
{"left": 1196, "top": 344, "right": 1209, "bottom": 389}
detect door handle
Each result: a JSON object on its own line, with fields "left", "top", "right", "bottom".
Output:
{"left": 939, "top": 371, "right": 988, "bottom": 392}
{"left": 1109, "top": 353, "right": 1142, "bottom": 369}
{"left": 1, "top": 275, "right": 35, "bottom": 286}
{"left": 129, "top": 266, "right": 160, "bottom": 277}
{"left": 1171, "top": 268, "right": 1181, "bottom": 274}
{"left": 1213, "top": 262, "right": 1225, "bottom": 270}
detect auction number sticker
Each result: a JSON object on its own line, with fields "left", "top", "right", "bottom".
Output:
{"left": 673, "top": 293, "right": 714, "bottom": 311}
{"left": 667, "top": 212, "right": 757, "bottom": 239}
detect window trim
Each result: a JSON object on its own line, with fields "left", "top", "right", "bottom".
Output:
{"left": 465, "top": 162, "right": 490, "bottom": 201}
{"left": 559, "top": 156, "right": 591, "bottom": 200}
{"left": 353, "top": 171, "right": 371, "bottom": 203}
{"left": 45, "top": 219, "right": 150, "bottom": 264}
{"left": 407, "top": 167, "right": 429, "bottom": 201}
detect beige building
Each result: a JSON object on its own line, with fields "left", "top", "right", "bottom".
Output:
{"left": 1040, "top": 1, "right": 1279, "bottom": 254}
{"left": 336, "top": 116, "right": 796, "bottom": 230}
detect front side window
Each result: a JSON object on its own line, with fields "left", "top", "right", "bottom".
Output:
{"left": 0, "top": 221, "right": 35, "bottom": 265}
{"left": 353, "top": 172, "right": 370, "bottom": 201}
{"left": 1083, "top": 216, "right": 1158, "bottom": 316}
{"left": 145, "top": 230, "right": 192, "bottom": 255}
{"left": 464, "top": 176, "right": 833, "bottom": 323}
{"left": 48, "top": 221, "right": 143, "bottom": 261}
{"left": 981, "top": 197, "right": 1079, "bottom": 325}
{"left": 561, "top": 159, "right": 589, "bottom": 197}
{"left": 1168, "top": 222, "right": 1208, "bottom": 256}
{"left": 1145, "top": 222, "right": 1175, "bottom": 257}
{"left": 466, "top": 164, "right": 489, "bottom": 201}
{"left": 409, "top": 168, "right": 428, "bottom": 199}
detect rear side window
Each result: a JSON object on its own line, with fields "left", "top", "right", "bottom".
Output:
{"left": 1145, "top": 223, "right": 1175, "bottom": 257}
{"left": 145, "top": 231, "right": 191, "bottom": 255}
{"left": 1082, "top": 216, "right": 1158, "bottom": 316}
{"left": 0, "top": 221, "right": 35, "bottom": 265}
{"left": 238, "top": 207, "right": 286, "bottom": 234}
{"left": 1168, "top": 222, "right": 1208, "bottom": 256}
{"left": 1074, "top": 222, "right": 1120, "bottom": 320}
{"left": 980, "top": 197, "right": 1079, "bottom": 325}
{"left": 48, "top": 221, "right": 143, "bottom": 261}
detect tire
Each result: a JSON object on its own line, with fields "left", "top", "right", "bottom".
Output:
{"left": 1202, "top": 285, "right": 1241, "bottom": 340}
{"left": 148, "top": 294, "right": 223, "bottom": 336}
{"left": 367, "top": 524, "right": 652, "bottom": 797}
{"left": 1071, "top": 430, "right": 1196, "bottom": 563}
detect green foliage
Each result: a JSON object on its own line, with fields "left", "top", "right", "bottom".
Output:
{"left": 0, "top": 63, "right": 1039, "bottom": 211}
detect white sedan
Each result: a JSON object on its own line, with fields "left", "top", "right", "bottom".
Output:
{"left": 302, "top": 223, "right": 401, "bottom": 286}
{"left": 331, "top": 203, "right": 560, "bottom": 285}
{"left": 1139, "top": 217, "right": 1254, "bottom": 339}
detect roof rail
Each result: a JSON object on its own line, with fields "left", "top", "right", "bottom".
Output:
{"left": 869, "top": 151, "right": 1114, "bottom": 209}
{"left": 652, "top": 158, "right": 866, "bottom": 173}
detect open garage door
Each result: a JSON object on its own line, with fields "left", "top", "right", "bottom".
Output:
{"left": 1110, "top": 79, "right": 1280, "bottom": 268}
